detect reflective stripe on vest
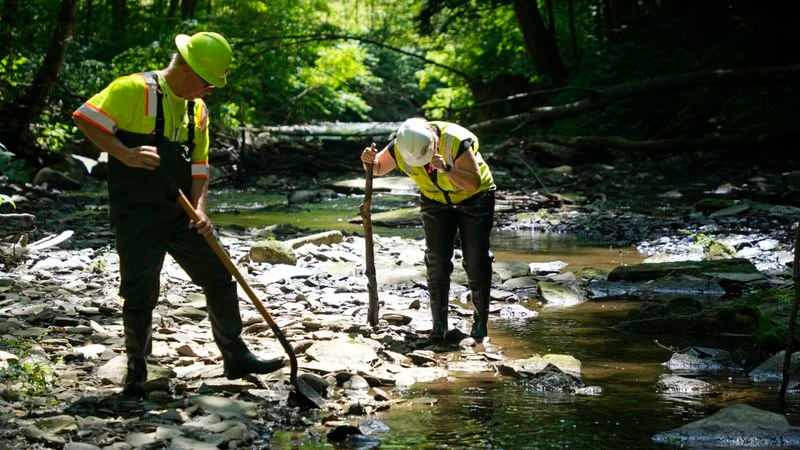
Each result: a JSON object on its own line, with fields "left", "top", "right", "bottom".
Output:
{"left": 395, "top": 121, "right": 493, "bottom": 205}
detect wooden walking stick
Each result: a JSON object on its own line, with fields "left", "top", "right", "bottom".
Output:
{"left": 360, "top": 143, "right": 380, "bottom": 326}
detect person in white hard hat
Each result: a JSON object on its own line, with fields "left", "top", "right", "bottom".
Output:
{"left": 360, "top": 118, "right": 496, "bottom": 343}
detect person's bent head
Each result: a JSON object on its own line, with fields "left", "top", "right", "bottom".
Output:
{"left": 175, "top": 31, "right": 232, "bottom": 88}
{"left": 396, "top": 118, "right": 435, "bottom": 166}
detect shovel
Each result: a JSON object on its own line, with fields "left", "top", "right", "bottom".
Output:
{"left": 162, "top": 175, "right": 325, "bottom": 409}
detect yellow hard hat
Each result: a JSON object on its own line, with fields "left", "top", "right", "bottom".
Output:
{"left": 175, "top": 32, "right": 232, "bottom": 88}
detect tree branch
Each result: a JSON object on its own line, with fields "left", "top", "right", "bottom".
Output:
{"left": 469, "top": 64, "right": 800, "bottom": 132}
{"left": 235, "top": 33, "right": 475, "bottom": 82}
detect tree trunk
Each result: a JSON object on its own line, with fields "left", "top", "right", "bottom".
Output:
{"left": 780, "top": 221, "right": 800, "bottom": 400}
{"left": 168, "top": 0, "right": 179, "bottom": 18}
{"left": 567, "top": 0, "right": 579, "bottom": 66}
{"left": 110, "top": 0, "right": 126, "bottom": 49}
{"left": 512, "top": 0, "right": 568, "bottom": 85}
{"left": 0, "top": 0, "right": 19, "bottom": 59}
{"left": 181, "top": 0, "right": 198, "bottom": 19}
{"left": 83, "top": 0, "right": 93, "bottom": 39}
{"left": 0, "top": 0, "right": 76, "bottom": 164}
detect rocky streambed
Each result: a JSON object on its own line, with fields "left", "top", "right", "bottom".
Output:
{"left": 1, "top": 218, "right": 800, "bottom": 448}
{"left": 3, "top": 148, "right": 800, "bottom": 447}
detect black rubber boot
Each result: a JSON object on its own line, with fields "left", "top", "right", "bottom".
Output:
{"left": 428, "top": 284, "right": 450, "bottom": 342}
{"left": 469, "top": 289, "right": 491, "bottom": 341}
{"left": 205, "top": 283, "right": 285, "bottom": 379}
{"left": 122, "top": 311, "right": 152, "bottom": 397}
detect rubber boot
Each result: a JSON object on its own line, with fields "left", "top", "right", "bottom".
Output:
{"left": 122, "top": 311, "right": 152, "bottom": 397}
{"left": 205, "top": 283, "right": 284, "bottom": 379}
{"left": 428, "top": 284, "right": 449, "bottom": 342}
{"left": 469, "top": 289, "right": 490, "bottom": 341}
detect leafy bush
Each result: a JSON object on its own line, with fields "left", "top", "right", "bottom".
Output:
{"left": 0, "top": 336, "right": 56, "bottom": 399}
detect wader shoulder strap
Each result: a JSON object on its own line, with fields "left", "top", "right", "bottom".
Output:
{"left": 142, "top": 71, "right": 165, "bottom": 149}
{"left": 142, "top": 71, "right": 194, "bottom": 150}
{"left": 187, "top": 100, "right": 194, "bottom": 149}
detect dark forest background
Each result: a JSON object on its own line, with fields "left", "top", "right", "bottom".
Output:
{"left": 0, "top": 0, "right": 799, "bottom": 176}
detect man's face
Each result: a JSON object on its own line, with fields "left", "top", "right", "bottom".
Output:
{"left": 179, "top": 64, "right": 215, "bottom": 99}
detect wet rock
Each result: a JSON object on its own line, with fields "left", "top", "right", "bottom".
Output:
{"left": 537, "top": 280, "right": 585, "bottom": 307}
{"left": 497, "top": 354, "right": 582, "bottom": 378}
{"left": 663, "top": 347, "right": 743, "bottom": 373}
{"left": 497, "top": 303, "right": 539, "bottom": 320}
{"left": 652, "top": 404, "right": 800, "bottom": 447}
{"left": 655, "top": 374, "right": 717, "bottom": 395}
{"left": 529, "top": 261, "right": 568, "bottom": 274}
{"left": 328, "top": 424, "right": 363, "bottom": 442}
{"left": 608, "top": 258, "right": 766, "bottom": 294}
{"left": 519, "top": 363, "right": 586, "bottom": 393}
{"left": 189, "top": 395, "right": 259, "bottom": 419}
{"left": 749, "top": 351, "right": 800, "bottom": 382}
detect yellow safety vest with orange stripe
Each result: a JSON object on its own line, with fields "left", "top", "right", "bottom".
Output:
{"left": 394, "top": 121, "right": 494, "bottom": 205}
{"left": 72, "top": 71, "right": 211, "bottom": 179}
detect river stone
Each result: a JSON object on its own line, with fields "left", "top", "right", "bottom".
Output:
{"left": 170, "top": 436, "right": 221, "bottom": 450}
{"left": 529, "top": 261, "right": 568, "bottom": 274}
{"left": 537, "top": 281, "right": 585, "bottom": 307}
{"left": 306, "top": 339, "right": 379, "bottom": 370}
{"left": 493, "top": 261, "right": 530, "bottom": 281}
{"left": 502, "top": 276, "right": 540, "bottom": 290}
{"left": 331, "top": 176, "right": 417, "bottom": 194}
{"left": 190, "top": 395, "right": 258, "bottom": 419}
{"left": 655, "top": 374, "right": 716, "bottom": 395}
{"left": 520, "top": 363, "right": 585, "bottom": 393}
{"left": 497, "top": 354, "right": 582, "bottom": 377}
{"left": 249, "top": 239, "right": 296, "bottom": 264}
{"left": 608, "top": 258, "right": 765, "bottom": 293}
{"left": 64, "top": 443, "right": 101, "bottom": 450}
{"left": 652, "top": 403, "right": 800, "bottom": 447}
{"left": 749, "top": 351, "right": 800, "bottom": 382}
{"left": 498, "top": 304, "right": 538, "bottom": 320}
{"left": 32, "top": 167, "right": 81, "bottom": 191}
{"left": 362, "top": 207, "right": 421, "bottom": 227}
{"left": 663, "top": 347, "right": 743, "bottom": 373}
{"left": 285, "top": 230, "right": 343, "bottom": 248}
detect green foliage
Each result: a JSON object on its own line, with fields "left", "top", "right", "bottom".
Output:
{"left": 0, "top": 336, "right": 56, "bottom": 399}
{"left": 0, "top": 145, "right": 32, "bottom": 184}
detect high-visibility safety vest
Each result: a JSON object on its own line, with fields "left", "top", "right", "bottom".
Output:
{"left": 394, "top": 121, "right": 494, "bottom": 205}
{"left": 72, "top": 71, "right": 211, "bottom": 180}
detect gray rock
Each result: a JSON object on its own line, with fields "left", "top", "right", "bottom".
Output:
{"left": 652, "top": 404, "right": 800, "bottom": 447}
{"left": 655, "top": 374, "right": 717, "bottom": 395}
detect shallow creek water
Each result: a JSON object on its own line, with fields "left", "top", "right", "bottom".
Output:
{"left": 208, "top": 191, "right": 800, "bottom": 449}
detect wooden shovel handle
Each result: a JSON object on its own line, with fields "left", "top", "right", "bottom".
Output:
{"left": 174, "top": 191, "right": 279, "bottom": 330}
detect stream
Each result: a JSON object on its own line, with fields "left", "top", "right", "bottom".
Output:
{"left": 206, "top": 189, "right": 800, "bottom": 449}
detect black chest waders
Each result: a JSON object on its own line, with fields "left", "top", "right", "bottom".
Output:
{"left": 113, "top": 73, "right": 290, "bottom": 398}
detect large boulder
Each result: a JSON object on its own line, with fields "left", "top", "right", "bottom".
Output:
{"left": 652, "top": 404, "right": 800, "bottom": 447}
{"left": 608, "top": 258, "right": 766, "bottom": 294}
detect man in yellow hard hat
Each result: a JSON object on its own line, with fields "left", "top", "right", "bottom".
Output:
{"left": 73, "top": 32, "right": 284, "bottom": 397}
{"left": 360, "top": 118, "right": 496, "bottom": 344}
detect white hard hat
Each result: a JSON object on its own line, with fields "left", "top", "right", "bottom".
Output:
{"left": 396, "top": 118, "right": 434, "bottom": 166}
